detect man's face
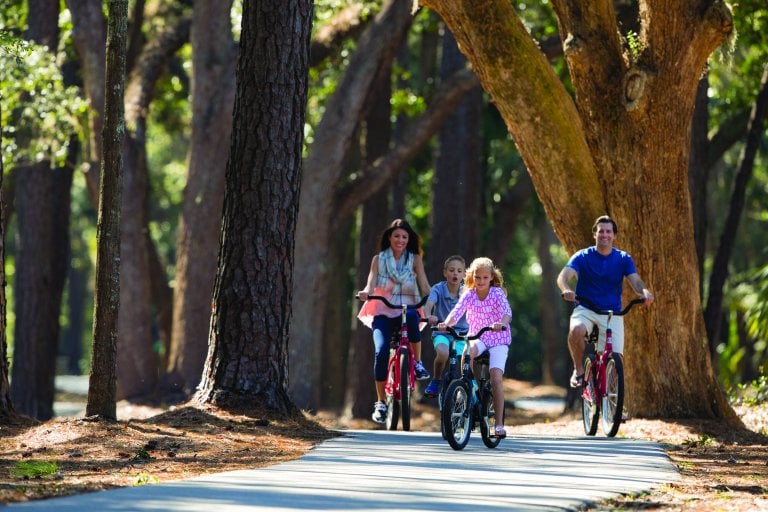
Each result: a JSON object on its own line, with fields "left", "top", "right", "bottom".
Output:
{"left": 593, "top": 222, "right": 616, "bottom": 248}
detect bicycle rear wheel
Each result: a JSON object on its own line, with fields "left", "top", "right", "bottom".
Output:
{"left": 441, "top": 380, "right": 472, "bottom": 450}
{"left": 601, "top": 354, "right": 624, "bottom": 437}
{"left": 479, "top": 382, "right": 501, "bottom": 449}
{"left": 582, "top": 354, "right": 599, "bottom": 436}
{"left": 399, "top": 349, "right": 411, "bottom": 431}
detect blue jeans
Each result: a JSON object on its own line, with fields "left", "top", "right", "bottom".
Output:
{"left": 372, "top": 311, "right": 421, "bottom": 381}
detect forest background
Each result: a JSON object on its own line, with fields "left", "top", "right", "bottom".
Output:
{"left": 0, "top": 0, "right": 766, "bottom": 426}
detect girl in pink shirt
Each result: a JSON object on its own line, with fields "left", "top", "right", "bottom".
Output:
{"left": 438, "top": 257, "right": 512, "bottom": 437}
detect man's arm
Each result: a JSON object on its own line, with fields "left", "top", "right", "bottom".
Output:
{"left": 557, "top": 266, "right": 578, "bottom": 301}
{"left": 627, "top": 273, "right": 655, "bottom": 305}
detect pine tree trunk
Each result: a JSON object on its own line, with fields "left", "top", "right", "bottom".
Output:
{"left": 86, "top": 0, "right": 128, "bottom": 420}
{"left": 195, "top": 0, "right": 311, "bottom": 415}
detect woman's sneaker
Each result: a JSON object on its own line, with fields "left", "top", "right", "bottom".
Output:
{"left": 371, "top": 401, "right": 387, "bottom": 424}
{"left": 424, "top": 379, "right": 440, "bottom": 398}
{"left": 414, "top": 360, "right": 431, "bottom": 381}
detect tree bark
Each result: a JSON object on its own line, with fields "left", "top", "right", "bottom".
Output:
{"left": 10, "top": 0, "right": 67, "bottom": 421}
{"left": 66, "top": 0, "right": 106, "bottom": 204}
{"left": 167, "top": 0, "right": 236, "bottom": 396}
{"left": 86, "top": 0, "right": 128, "bottom": 421}
{"left": 195, "top": 0, "right": 312, "bottom": 415}
{"left": 421, "top": 0, "right": 736, "bottom": 418}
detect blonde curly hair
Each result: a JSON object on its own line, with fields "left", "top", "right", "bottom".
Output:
{"left": 464, "top": 257, "right": 506, "bottom": 294}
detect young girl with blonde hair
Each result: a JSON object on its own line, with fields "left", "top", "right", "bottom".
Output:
{"left": 438, "top": 257, "right": 512, "bottom": 437}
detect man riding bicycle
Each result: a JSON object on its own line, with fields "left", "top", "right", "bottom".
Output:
{"left": 556, "top": 215, "right": 655, "bottom": 388}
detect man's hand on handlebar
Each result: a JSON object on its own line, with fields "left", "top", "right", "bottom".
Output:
{"left": 561, "top": 290, "right": 576, "bottom": 302}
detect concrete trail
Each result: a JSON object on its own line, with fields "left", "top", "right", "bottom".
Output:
{"left": 5, "top": 429, "right": 679, "bottom": 511}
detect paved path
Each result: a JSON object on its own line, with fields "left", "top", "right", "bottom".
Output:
{"left": 5, "top": 430, "right": 679, "bottom": 511}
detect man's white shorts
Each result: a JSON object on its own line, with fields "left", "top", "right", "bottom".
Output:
{"left": 570, "top": 305, "right": 625, "bottom": 354}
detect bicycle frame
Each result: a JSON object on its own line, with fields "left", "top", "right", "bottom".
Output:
{"left": 385, "top": 303, "right": 416, "bottom": 400}
{"left": 575, "top": 295, "right": 645, "bottom": 437}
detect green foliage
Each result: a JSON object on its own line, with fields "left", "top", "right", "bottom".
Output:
{"left": 131, "top": 447, "right": 153, "bottom": 462}
{"left": 11, "top": 460, "right": 59, "bottom": 479}
{"left": 730, "top": 374, "right": 768, "bottom": 406}
{"left": 133, "top": 472, "right": 159, "bottom": 486}
{"left": 682, "top": 434, "right": 716, "bottom": 448}
{"left": 0, "top": 36, "right": 86, "bottom": 171}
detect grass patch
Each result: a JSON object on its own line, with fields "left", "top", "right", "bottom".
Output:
{"left": 11, "top": 460, "right": 59, "bottom": 479}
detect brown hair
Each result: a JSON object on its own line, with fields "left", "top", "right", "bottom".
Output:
{"left": 592, "top": 215, "right": 618, "bottom": 234}
{"left": 443, "top": 255, "right": 466, "bottom": 269}
{"left": 379, "top": 219, "right": 423, "bottom": 256}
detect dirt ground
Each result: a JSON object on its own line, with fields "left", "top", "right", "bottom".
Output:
{"left": 1, "top": 379, "right": 766, "bottom": 510}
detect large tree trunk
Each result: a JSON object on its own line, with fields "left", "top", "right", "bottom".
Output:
{"left": 167, "top": 0, "right": 235, "bottom": 396}
{"left": 10, "top": 0, "right": 67, "bottom": 421}
{"left": 86, "top": 0, "right": 128, "bottom": 421}
{"left": 421, "top": 0, "right": 736, "bottom": 418}
{"left": 195, "top": 0, "right": 311, "bottom": 415}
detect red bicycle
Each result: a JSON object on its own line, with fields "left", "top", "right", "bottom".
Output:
{"left": 361, "top": 294, "right": 428, "bottom": 431}
{"left": 572, "top": 295, "right": 645, "bottom": 437}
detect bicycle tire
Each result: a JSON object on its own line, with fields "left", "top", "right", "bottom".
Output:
{"left": 479, "top": 381, "right": 501, "bottom": 449}
{"left": 439, "top": 371, "right": 457, "bottom": 440}
{"left": 442, "top": 379, "right": 472, "bottom": 450}
{"left": 582, "top": 354, "right": 599, "bottom": 436}
{"left": 601, "top": 354, "right": 624, "bottom": 437}
{"left": 399, "top": 349, "right": 411, "bottom": 431}
{"left": 385, "top": 356, "right": 399, "bottom": 430}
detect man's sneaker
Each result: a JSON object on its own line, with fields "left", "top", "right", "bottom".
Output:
{"left": 424, "top": 379, "right": 440, "bottom": 398}
{"left": 414, "top": 360, "right": 431, "bottom": 381}
{"left": 371, "top": 401, "right": 387, "bottom": 424}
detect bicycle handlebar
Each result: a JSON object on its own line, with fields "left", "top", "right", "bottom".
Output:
{"left": 358, "top": 294, "right": 429, "bottom": 310}
{"left": 572, "top": 295, "right": 645, "bottom": 316}
{"left": 440, "top": 324, "right": 507, "bottom": 340}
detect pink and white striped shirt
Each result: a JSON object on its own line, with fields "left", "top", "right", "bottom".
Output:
{"left": 446, "top": 286, "right": 512, "bottom": 347}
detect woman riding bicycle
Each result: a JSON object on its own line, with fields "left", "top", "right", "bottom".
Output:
{"left": 556, "top": 215, "right": 654, "bottom": 388}
{"left": 357, "top": 219, "right": 432, "bottom": 424}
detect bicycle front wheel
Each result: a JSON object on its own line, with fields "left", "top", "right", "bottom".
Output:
{"left": 399, "top": 349, "right": 411, "bottom": 431}
{"left": 601, "top": 354, "right": 624, "bottom": 437}
{"left": 385, "top": 356, "right": 399, "bottom": 431}
{"left": 479, "top": 382, "right": 501, "bottom": 449}
{"left": 582, "top": 354, "right": 599, "bottom": 436}
{"left": 441, "top": 380, "right": 472, "bottom": 450}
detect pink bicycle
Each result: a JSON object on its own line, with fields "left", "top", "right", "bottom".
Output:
{"left": 573, "top": 295, "right": 645, "bottom": 437}
{"left": 360, "top": 294, "right": 428, "bottom": 431}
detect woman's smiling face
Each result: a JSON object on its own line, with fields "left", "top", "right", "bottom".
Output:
{"left": 389, "top": 228, "right": 409, "bottom": 254}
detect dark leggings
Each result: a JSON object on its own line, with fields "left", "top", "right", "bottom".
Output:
{"left": 372, "top": 311, "right": 421, "bottom": 381}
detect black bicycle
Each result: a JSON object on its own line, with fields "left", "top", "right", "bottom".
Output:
{"left": 433, "top": 328, "right": 466, "bottom": 440}
{"left": 439, "top": 325, "right": 506, "bottom": 450}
